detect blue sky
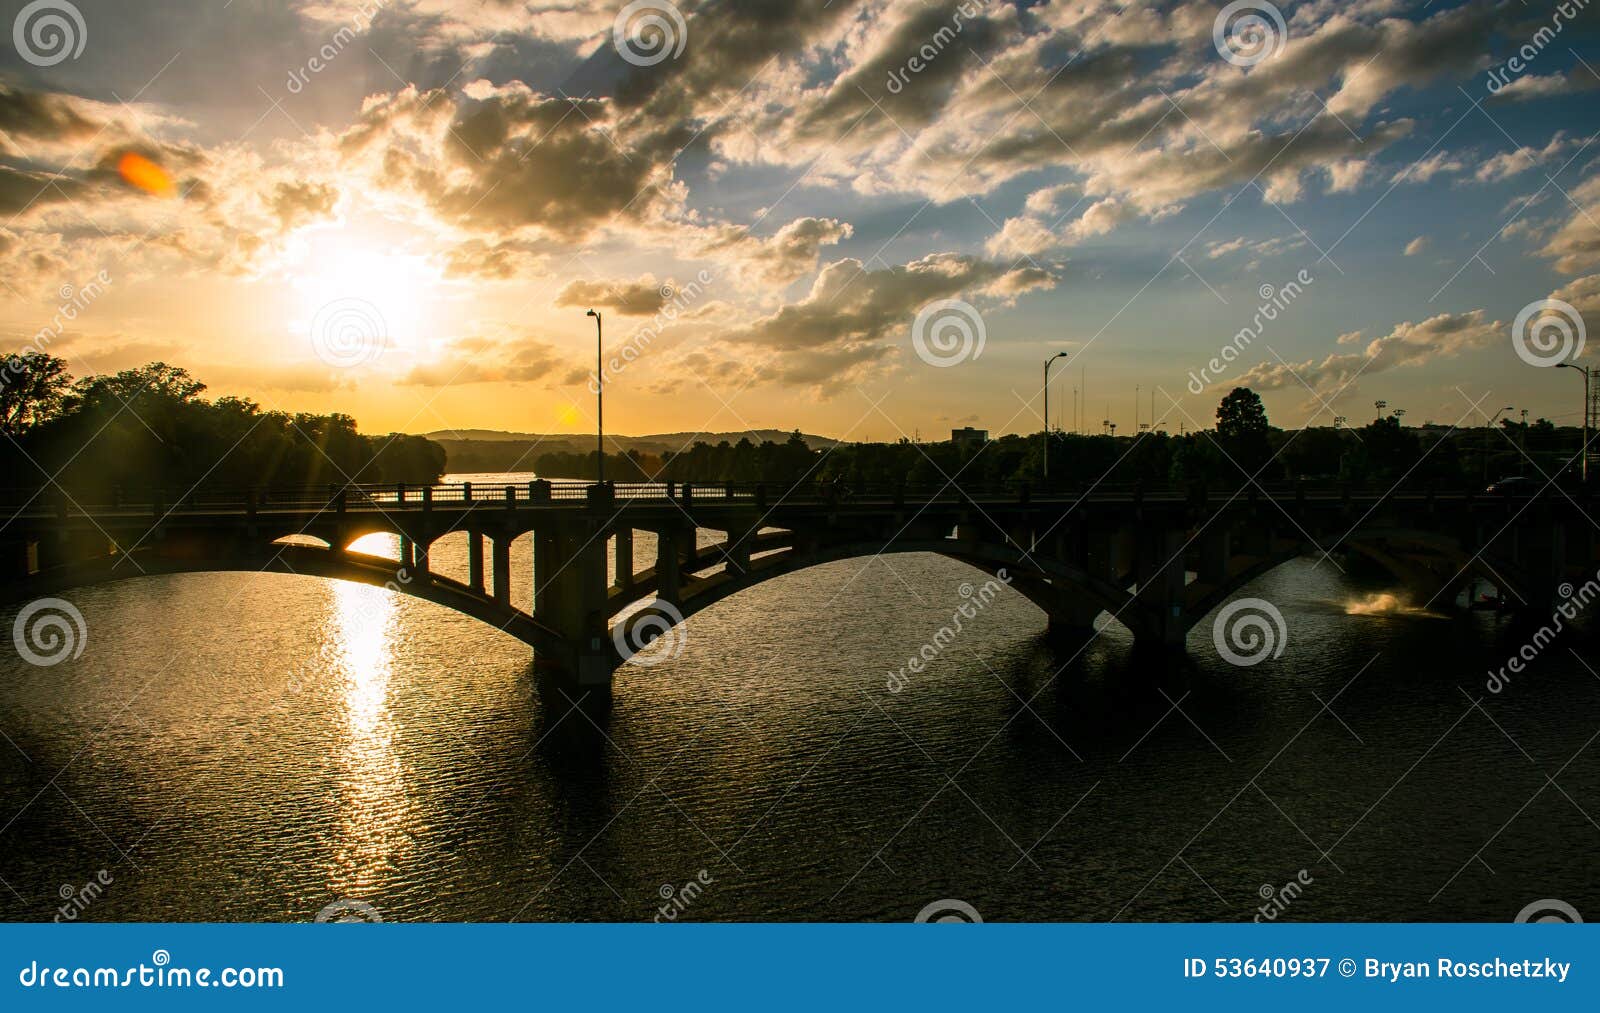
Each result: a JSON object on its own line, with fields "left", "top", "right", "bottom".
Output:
{"left": 2, "top": 0, "right": 1598, "bottom": 440}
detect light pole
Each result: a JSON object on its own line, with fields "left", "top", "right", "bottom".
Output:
{"left": 586, "top": 309, "right": 603, "bottom": 485}
{"left": 1558, "top": 363, "right": 1590, "bottom": 484}
{"left": 1043, "top": 352, "right": 1069, "bottom": 479}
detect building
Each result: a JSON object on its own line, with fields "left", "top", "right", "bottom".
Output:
{"left": 951, "top": 427, "right": 989, "bottom": 446}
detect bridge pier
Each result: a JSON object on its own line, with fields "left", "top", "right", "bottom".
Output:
{"left": 1134, "top": 528, "right": 1190, "bottom": 651}
{"left": 491, "top": 535, "right": 511, "bottom": 604}
{"left": 655, "top": 528, "right": 683, "bottom": 607}
{"left": 534, "top": 523, "right": 615, "bottom": 693}
{"left": 468, "top": 532, "right": 485, "bottom": 594}
{"left": 614, "top": 527, "right": 633, "bottom": 590}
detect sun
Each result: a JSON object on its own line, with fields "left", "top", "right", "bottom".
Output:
{"left": 287, "top": 229, "right": 439, "bottom": 357}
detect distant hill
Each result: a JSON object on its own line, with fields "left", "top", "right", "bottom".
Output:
{"left": 421, "top": 429, "right": 841, "bottom": 474}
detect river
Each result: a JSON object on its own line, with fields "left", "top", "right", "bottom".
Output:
{"left": 1, "top": 474, "right": 1596, "bottom": 923}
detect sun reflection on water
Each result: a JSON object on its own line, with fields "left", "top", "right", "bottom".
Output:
{"left": 326, "top": 579, "right": 414, "bottom": 895}
{"left": 1343, "top": 591, "right": 1440, "bottom": 617}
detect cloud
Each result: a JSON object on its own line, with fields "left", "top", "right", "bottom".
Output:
{"left": 692, "top": 216, "right": 853, "bottom": 286}
{"left": 1547, "top": 273, "right": 1600, "bottom": 356}
{"left": 267, "top": 181, "right": 339, "bottom": 230}
{"left": 1491, "top": 72, "right": 1599, "bottom": 103}
{"left": 1404, "top": 236, "right": 1429, "bottom": 256}
{"left": 1229, "top": 310, "right": 1502, "bottom": 392}
{"left": 337, "top": 81, "right": 688, "bottom": 243}
{"left": 556, "top": 276, "right": 674, "bottom": 316}
{"left": 400, "top": 335, "right": 587, "bottom": 387}
{"left": 719, "top": 252, "right": 1052, "bottom": 389}
{"left": 1397, "top": 151, "right": 1465, "bottom": 184}
{"left": 437, "top": 238, "right": 549, "bottom": 280}
{"left": 1539, "top": 174, "right": 1600, "bottom": 273}
{"left": 725, "top": 0, "right": 1512, "bottom": 231}
{"left": 1474, "top": 132, "right": 1578, "bottom": 184}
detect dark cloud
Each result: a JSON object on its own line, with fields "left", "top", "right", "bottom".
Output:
{"left": 338, "top": 82, "right": 687, "bottom": 242}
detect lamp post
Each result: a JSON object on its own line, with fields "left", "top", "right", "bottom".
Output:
{"left": 1558, "top": 363, "right": 1590, "bottom": 484}
{"left": 586, "top": 309, "right": 603, "bottom": 485}
{"left": 1043, "top": 352, "right": 1069, "bottom": 479}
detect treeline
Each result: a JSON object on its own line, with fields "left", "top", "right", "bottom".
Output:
{"left": 531, "top": 389, "right": 1581, "bottom": 489}
{"left": 0, "top": 353, "right": 446, "bottom": 498}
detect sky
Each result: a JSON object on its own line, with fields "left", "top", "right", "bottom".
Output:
{"left": 1, "top": 0, "right": 1599, "bottom": 443}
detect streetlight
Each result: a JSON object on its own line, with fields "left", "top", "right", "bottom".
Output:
{"left": 1558, "top": 362, "right": 1591, "bottom": 484}
{"left": 1043, "top": 352, "right": 1069, "bottom": 479}
{"left": 586, "top": 309, "right": 603, "bottom": 485}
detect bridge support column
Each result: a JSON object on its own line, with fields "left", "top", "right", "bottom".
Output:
{"left": 724, "top": 528, "right": 752, "bottom": 576}
{"left": 1200, "top": 531, "right": 1231, "bottom": 584}
{"left": 655, "top": 528, "right": 683, "bottom": 607}
{"left": 415, "top": 538, "right": 431, "bottom": 584}
{"left": 1045, "top": 596, "right": 1106, "bottom": 652}
{"left": 1136, "top": 528, "right": 1190, "bottom": 651}
{"left": 614, "top": 527, "right": 634, "bottom": 589}
{"left": 398, "top": 534, "right": 416, "bottom": 574}
{"left": 468, "top": 533, "right": 485, "bottom": 594}
{"left": 679, "top": 526, "right": 699, "bottom": 573}
{"left": 491, "top": 536, "right": 510, "bottom": 605}
{"left": 534, "top": 523, "right": 614, "bottom": 694}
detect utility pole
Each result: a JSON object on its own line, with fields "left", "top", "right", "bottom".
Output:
{"left": 1558, "top": 363, "right": 1591, "bottom": 483}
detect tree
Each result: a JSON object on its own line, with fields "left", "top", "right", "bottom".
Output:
{"left": 1216, "top": 387, "right": 1268, "bottom": 441}
{"left": 1215, "top": 386, "right": 1272, "bottom": 474}
{"left": 0, "top": 351, "right": 70, "bottom": 435}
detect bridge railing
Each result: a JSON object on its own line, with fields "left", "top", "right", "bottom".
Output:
{"left": 0, "top": 476, "right": 1585, "bottom": 520}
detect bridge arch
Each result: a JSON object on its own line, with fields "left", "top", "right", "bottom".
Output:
{"left": 612, "top": 541, "right": 1144, "bottom": 660}
{"left": 0, "top": 543, "right": 572, "bottom": 661}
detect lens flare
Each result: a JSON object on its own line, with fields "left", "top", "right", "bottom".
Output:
{"left": 116, "top": 152, "right": 175, "bottom": 197}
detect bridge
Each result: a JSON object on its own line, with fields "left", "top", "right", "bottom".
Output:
{"left": 1, "top": 479, "right": 1594, "bottom": 692}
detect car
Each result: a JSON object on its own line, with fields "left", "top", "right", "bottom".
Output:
{"left": 1484, "top": 476, "right": 1539, "bottom": 496}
